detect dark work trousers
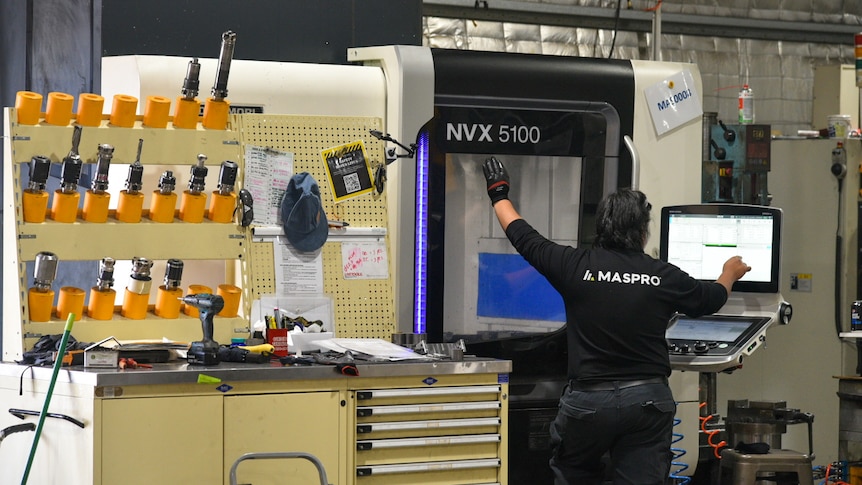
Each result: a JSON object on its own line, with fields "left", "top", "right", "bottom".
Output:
{"left": 549, "top": 380, "right": 677, "bottom": 485}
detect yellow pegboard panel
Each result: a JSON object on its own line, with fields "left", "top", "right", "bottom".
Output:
{"left": 236, "top": 114, "right": 395, "bottom": 339}
{"left": 249, "top": 240, "right": 276, "bottom": 297}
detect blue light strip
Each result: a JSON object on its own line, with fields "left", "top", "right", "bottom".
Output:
{"left": 413, "top": 130, "right": 430, "bottom": 334}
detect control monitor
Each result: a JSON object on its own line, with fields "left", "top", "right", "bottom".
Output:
{"left": 659, "top": 204, "right": 789, "bottom": 372}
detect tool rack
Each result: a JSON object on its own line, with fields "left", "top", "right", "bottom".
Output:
{"left": 2, "top": 108, "right": 248, "bottom": 359}
{"left": 3, "top": 108, "right": 397, "bottom": 361}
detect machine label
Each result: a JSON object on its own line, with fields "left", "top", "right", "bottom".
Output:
{"left": 643, "top": 69, "right": 703, "bottom": 136}
{"left": 445, "top": 122, "right": 542, "bottom": 145}
{"left": 197, "top": 104, "right": 264, "bottom": 115}
{"left": 433, "top": 106, "right": 607, "bottom": 156}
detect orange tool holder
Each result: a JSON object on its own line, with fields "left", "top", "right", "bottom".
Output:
{"left": 50, "top": 191, "right": 80, "bottom": 223}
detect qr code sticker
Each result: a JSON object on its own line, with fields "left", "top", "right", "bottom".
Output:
{"left": 343, "top": 173, "right": 361, "bottom": 193}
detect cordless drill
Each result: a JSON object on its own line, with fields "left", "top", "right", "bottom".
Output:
{"left": 183, "top": 293, "right": 224, "bottom": 365}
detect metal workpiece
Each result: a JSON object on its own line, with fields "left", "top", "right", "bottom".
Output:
{"left": 211, "top": 31, "right": 236, "bottom": 101}
{"left": 95, "top": 258, "right": 116, "bottom": 291}
{"left": 127, "top": 257, "right": 153, "bottom": 295}
{"left": 181, "top": 57, "right": 201, "bottom": 100}
{"left": 91, "top": 144, "right": 114, "bottom": 193}
{"left": 33, "top": 252, "right": 59, "bottom": 291}
{"left": 217, "top": 160, "right": 238, "bottom": 195}
{"left": 163, "top": 259, "right": 183, "bottom": 290}
{"left": 187, "top": 154, "right": 208, "bottom": 194}
{"left": 27, "top": 156, "right": 51, "bottom": 192}
{"left": 0, "top": 357, "right": 512, "bottom": 388}
{"left": 157, "top": 170, "right": 176, "bottom": 195}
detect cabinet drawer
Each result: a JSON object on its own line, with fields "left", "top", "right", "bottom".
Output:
{"left": 356, "top": 385, "right": 501, "bottom": 403}
{"left": 356, "top": 417, "right": 500, "bottom": 440}
{"left": 357, "top": 400, "right": 501, "bottom": 418}
{"left": 356, "top": 458, "right": 501, "bottom": 484}
{"left": 356, "top": 434, "right": 501, "bottom": 465}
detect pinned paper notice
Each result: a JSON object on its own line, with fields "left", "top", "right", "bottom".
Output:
{"left": 243, "top": 145, "right": 294, "bottom": 225}
{"left": 341, "top": 241, "right": 388, "bottom": 279}
{"left": 644, "top": 69, "right": 703, "bottom": 136}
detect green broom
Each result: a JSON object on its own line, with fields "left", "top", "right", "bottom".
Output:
{"left": 21, "top": 313, "right": 75, "bottom": 485}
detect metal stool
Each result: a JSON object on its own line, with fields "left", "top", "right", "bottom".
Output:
{"left": 719, "top": 448, "right": 814, "bottom": 485}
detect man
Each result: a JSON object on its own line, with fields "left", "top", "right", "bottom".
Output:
{"left": 482, "top": 157, "right": 750, "bottom": 485}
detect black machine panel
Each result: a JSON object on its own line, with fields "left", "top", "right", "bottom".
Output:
{"left": 424, "top": 49, "right": 637, "bottom": 345}
{"left": 421, "top": 50, "right": 638, "bottom": 485}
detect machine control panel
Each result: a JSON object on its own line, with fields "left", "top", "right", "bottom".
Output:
{"left": 666, "top": 314, "right": 773, "bottom": 373}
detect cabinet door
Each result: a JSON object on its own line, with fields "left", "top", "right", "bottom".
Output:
{"left": 101, "top": 395, "right": 224, "bottom": 485}
{"left": 224, "top": 391, "right": 343, "bottom": 485}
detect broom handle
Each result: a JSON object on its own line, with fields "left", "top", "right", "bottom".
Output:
{"left": 21, "top": 313, "right": 75, "bottom": 485}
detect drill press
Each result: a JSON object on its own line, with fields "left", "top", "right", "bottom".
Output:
{"left": 182, "top": 293, "right": 224, "bottom": 365}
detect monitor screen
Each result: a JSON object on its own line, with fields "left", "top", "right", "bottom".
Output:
{"left": 666, "top": 317, "right": 753, "bottom": 343}
{"left": 659, "top": 204, "right": 782, "bottom": 293}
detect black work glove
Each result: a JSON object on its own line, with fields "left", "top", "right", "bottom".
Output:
{"left": 483, "top": 157, "right": 510, "bottom": 205}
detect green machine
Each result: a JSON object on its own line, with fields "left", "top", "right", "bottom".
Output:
{"left": 703, "top": 115, "right": 772, "bottom": 205}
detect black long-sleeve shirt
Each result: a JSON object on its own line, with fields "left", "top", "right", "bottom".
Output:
{"left": 505, "top": 218, "right": 728, "bottom": 382}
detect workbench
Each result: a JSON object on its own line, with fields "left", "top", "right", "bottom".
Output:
{"left": 1, "top": 94, "right": 508, "bottom": 484}
{"left": 0, "top": 357, "right": 511, "bottom": 485}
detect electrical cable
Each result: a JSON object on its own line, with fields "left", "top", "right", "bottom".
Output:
{"left": 607, "top": 0, "right": 624, "bottom": 59}
{"left": 822, "top": 462, "right": 852, "bottom": 484}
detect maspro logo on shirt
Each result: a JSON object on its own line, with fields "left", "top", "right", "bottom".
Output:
{"left": 583, "top": 270, "right": 661, "bottom": 286}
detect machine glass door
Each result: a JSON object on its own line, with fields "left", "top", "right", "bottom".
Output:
{"left": 421, "top": 103, "right": 619, "bottom": 346}
{"left": 445, "top": 153, "right": 579, "bottom": 341}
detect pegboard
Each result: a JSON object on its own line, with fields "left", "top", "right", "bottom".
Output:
{"left": 236, "top": 114, "right": 395, "bottom": 339}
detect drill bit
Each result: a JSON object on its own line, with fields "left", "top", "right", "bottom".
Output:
{"left": 59, "top": 126, "right": 83, "bottom": 194}
{"left": 211, "top": 31, "right": 236, "bottom": 102}
{"left": 125, "top": 139, "right": 144, "bottom": 195}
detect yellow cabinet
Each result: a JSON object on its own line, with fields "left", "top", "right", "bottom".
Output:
{"left": 224, "top": 391, "right": 345, "bottom": 485}
{"left": 0, "top": 361, "right": 510, "bottom": 485}
{"left": 101, "top": 395, "right": 224, "bottom": 484}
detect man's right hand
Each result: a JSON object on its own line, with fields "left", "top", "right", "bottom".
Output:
{"left": 722, "top": 255, "right": 751, "bottom": 280}
{"left": 483, "top": 157, "right": 510, "bottom": 205}
{"left": 716, "top": 255, "right": 752, "bottom": 296}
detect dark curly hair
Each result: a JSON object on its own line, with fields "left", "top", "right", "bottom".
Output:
{"left": 593, "top": 188, "right": 651, "bottom": 250}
